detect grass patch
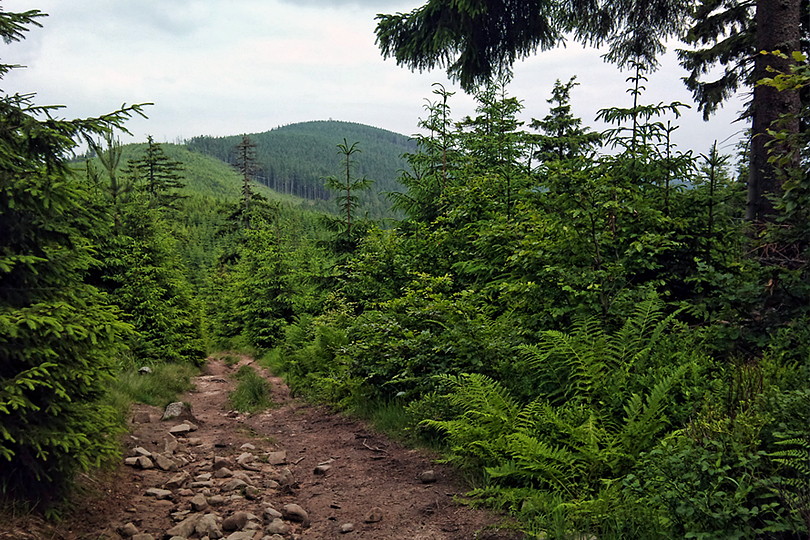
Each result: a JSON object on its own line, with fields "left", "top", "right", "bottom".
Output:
{"left": 105, "top": 362, "right": 198, "bottom": 421}
{"left": 229, "top": 365, "right": 274, "bottom": 413}
{"left": 350, "top": 398, "right": 416, "bottom": 441}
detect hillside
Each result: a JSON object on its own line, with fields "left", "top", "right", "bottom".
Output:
{"left": 107, "top": 143, "right": 303, "bottom": 205}
{"left": 185, "top": 120, "right": 416, "bottom": 216}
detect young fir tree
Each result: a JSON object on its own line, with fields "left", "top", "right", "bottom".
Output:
{"left": 124, "top": 135, "right": 187, "bottom": 211}
{"left": 0, "top": 8, "right": 147, "bottom": 503}
{"left": 323, "top": 139, "right": 372, "bottom": 253}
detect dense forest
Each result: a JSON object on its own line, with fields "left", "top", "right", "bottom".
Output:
{"left": 3, "top": 3, "right": 810, "bottom": 539}
{"left": 186, "top": 121, "right": 416, "bottom": 217}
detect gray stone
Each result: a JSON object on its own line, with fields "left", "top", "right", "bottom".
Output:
{"left": 213, "top": 467, "right": 234, "bottom": 479}
{"left": 282, "top": 503, "right": 309, "bottom": 525}
{"left": 191, "top": 480, "right": 215, "bottom": 488}
{"left": 339, "top": 522, "right": 355, "bottom": 534}
{"left": 222, "top": 478, "right": 247, "bottom": 492}
{"left": 419, "top": 469, "right": 438, "bottom": 483}
{"left": 265, "top": 451, "right": 287, "bottom": 465}
{"left": 273, "top": 467, "right": 295, "bottom": 487}
{"left": 240, "top": 443, "right": 256, "bottom": 451}
{"left": 213, "top": 456, "right": 232, "bottom": 469}
{"left": 164, "top": 471, "right": 190, "bottom": 490}
{"left": 195, "top": 472, "right": 213, "bottom": 481}
{"left": 131, "top": 534, "right": 154, "bottom": 540}
{"left": 161, "top": 401, "right": 190, "bottom": 421}
{"left": 244, "top": 485, "right": 261, "bottom": 500}
{"left": 225, "top": 532, "right": 255, "bottom": 540}
{"left": 118, "top": 522, "right": 139, "bottom": 537}
{"left": 232, "top": 471, "right": 253, "bottom": 483}
{"left": 365, "top": 506, "right": 384, "bottom": 523}
{"left": 222, "top": 510, "right": 250, "bottom": 531}
{"left": 144, "top": 487, "right": 173, "bottom": 500}
{"left": 187, "top": 437, "right": 203, "bottom": 446}
{"left": 208, "top": 495, "right": 227, "bottom": 506}
{"left": 123, "top": 457, "right": 140, "bottom": 467}
{"left": 132, "top": 446, "right": 151, "bottom": 457}
{"left": 154, "top": 453, "right": 177, "bottom": 471}
{"left": 165, "top": 513, "right": 201, "bottom": 538}
{"left": 266, "top": 518, "right": 290, "bottom": 535}
{"left": 264, "top": 536, "right": 285, "bottom": 540}
{"left": 138, "top": 366, "right": 152, "bottom": 375}
{"left": 135, "top": 456, "right": 154, "bottom": 469}
{"left": 195, "top": 513, "right": 223, "bottom": 539}
{"left": 164, "top": 434, "right": 179, "bottom": 454}
{"left": 190, "top": 493, "right": 209, "bottom": 512}
{"left": 263, "top": 506, "right": 282, "bottom": 520}
{"left": 168, "top": 423, "right": 193, "bottom": 435}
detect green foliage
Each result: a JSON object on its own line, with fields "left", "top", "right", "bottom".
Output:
{"left": 229, "top": 365, "right": 273, "bottom": 413}
{"left": 0, "top": 7, "right": 149, "bottom": 503}
{"left": 323, "top": 139, "right": 374, "bottom": 253}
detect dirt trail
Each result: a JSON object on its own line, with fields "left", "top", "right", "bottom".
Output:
{"left": 36, "top": 356, "right": 522, "bottom": 539}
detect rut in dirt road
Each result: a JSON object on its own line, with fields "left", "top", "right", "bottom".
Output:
{"left": 88, "top": 356, "right": 524, "bottom": 540}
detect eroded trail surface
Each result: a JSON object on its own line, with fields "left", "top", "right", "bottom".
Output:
{"left": 52, "top": 356, "right": 522, "bottom": 539}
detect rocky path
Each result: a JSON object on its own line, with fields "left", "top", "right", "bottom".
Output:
{"left": 42, "top": 356, "right": 522, "bottom": 540}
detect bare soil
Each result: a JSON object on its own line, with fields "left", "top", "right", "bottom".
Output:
{"left": 5, "top": 356, "right": 523, "bottom": 540}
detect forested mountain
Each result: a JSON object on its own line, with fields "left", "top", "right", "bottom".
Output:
{"left": 89, "top": 142, "right": 300, "bottom": 203}
{"left": 185, "top": 120, "right": 416, "bottom": 216}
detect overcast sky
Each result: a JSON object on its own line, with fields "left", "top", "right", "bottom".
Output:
{"left": 4, "top": 0, "right": 746, "bottom": 157}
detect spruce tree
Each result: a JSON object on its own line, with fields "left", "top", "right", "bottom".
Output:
{"left": 0, "top": 8, "right": 147, "bottom": 502}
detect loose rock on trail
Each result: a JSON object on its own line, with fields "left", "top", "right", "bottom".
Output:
{"left": 34, "top": 355, "right": 524, "bottom": 539}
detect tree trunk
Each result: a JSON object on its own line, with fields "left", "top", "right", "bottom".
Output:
{"left": 747, "top": 0, "right": 802, "bottom": 222}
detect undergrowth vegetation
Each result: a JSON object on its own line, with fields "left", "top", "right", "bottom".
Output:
{"left": 229, "top": 365, "right": 274, "bottom": 413}
{"left": 4, "top": 6, "right": 810, "bottom": 538}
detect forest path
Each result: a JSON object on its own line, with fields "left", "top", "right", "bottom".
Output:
{"left": 49, "top": 355, "right": 522, "bottom": 539}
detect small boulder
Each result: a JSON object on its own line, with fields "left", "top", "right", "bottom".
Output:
{"left": 154, "top": 453, "right": 177, "bottom": 471}
{"left": 118, "top": 522, "right": 139, "bottom": 537}
{"left": 339, "top": 522, "right": 355, "bottom": 534}
{"left": 132, "top": 446, "right": 152, "bottom": 457}
{"left": 161, "top": 401, "right": 191, "bottom": 421}
{"left": 221, "top": 478, "right": 248, "bottom": 492}
{"left": 164, "top": 471, "right": 190, "bottom": 490}
{"left": 419, "top": 469, "right": 438, "bottom": 484}
{"left": 265, "top": 451, "right": 287, "bottom": 465}
{"left": 165, "top": 513, "right": 201, "bottom": 538}
{"left": 213, "top": 467, "right": 234, "bottom": 479}
{"left": 365, "top": 506, "right": 384, "bottom": 523}
{"left": 190, "top": 493, "right": 208, "bottom": 512}
{"left": 266, "top": 518, "right": 291, "bottom": 535}
{"left": 282, "top": 503, "right": 309, "bottom": 525}
{"left": 137, "top": 366, "right": 152, "bottom": 375}
{"left": 135, "top": 456, "right": 154, "bottom": 469}
{"left": 263, "top": 506, "right": 283, "bottom": 520}
{"left": 168, "top": 423, "right": 193, "bottom": 435}
{"left": 222, "top": 510, "right": 250, "bottom": 531}
{"left": 195, "top": 513, "right": 223, "bottom": 539}
{"left": 144, "top": 487, "right": 173, "bottom": 500}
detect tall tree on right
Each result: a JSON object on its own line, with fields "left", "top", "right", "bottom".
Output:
{"left": 376, "top": 0, "right": 806, "bottom": 224}
{"left": 679, "top": 0, "right": 805, "bottom": 222}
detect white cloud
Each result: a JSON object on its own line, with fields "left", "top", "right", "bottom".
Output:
{"left": 4, "top": 0, "right": 745, "bottom": 155}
